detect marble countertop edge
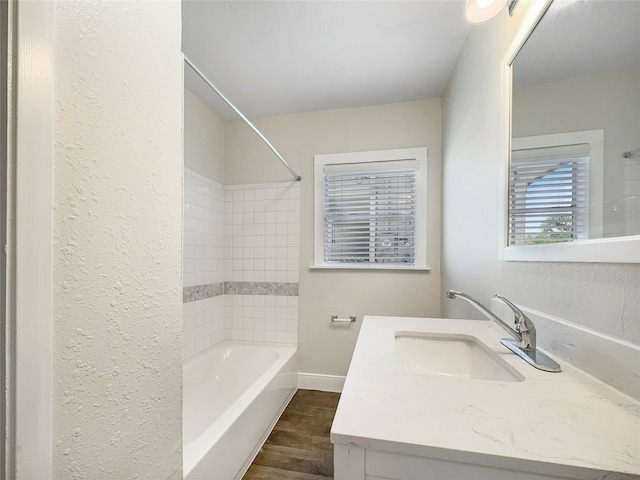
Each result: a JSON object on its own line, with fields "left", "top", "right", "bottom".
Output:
{"left": 329, "top": 431, "right": 639, "bottom": 479}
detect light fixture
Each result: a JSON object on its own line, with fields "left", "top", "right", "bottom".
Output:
{"left": 465, "top": 0, "right": 508, "bottom": 22}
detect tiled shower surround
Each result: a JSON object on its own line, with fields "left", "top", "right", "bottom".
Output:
{"left": 183, "top": 168, "right": 300, "bottom": 360}
{"left": 183, "top": 169, "right": 225, "bottom": 359}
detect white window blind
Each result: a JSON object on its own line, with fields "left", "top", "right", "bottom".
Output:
{"left": 509, "top": 143, "right": 590, "bottom": 245}
{"left": 323, "top": 164, "right": 417, "bottom": 265}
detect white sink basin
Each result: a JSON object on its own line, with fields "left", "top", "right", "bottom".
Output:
{"left": 395, "top": 331, "right": 524, "bottom": 382}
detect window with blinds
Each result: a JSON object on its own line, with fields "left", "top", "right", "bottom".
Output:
{"left": 314, "top": 148, "right": 428, "bottom": 269}
{"left": 509, "top": 143, "right": 590, "bottom": 246}
{"left": 324, "top": 168, "right": 416, "bottom": 265}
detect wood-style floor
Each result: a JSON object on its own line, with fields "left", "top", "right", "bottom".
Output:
{"left": 243, "top": 389, "right": 341, "bottom": 480}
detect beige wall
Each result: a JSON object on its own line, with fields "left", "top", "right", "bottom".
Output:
{"left": 184, "top": 88, "right": 226, "bottom": 183}
{"left": 225, "top": 100, "right": 442, "bottom": 375}
{"left": 442, "top": 3, "right": 639, "bottom": 344}
{"left": 513, "top": 70, "right": 640, "bottom": 237}
{"left": 53, "top": 1, "right": 183, "bottom": 477}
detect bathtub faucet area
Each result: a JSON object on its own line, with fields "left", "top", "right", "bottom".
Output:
{"left": 446, "top": 289, "right": 561, "bottom": 373}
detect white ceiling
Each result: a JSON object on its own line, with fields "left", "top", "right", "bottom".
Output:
{"left": 182, "top": 1, "right": 470, "bottom": 120}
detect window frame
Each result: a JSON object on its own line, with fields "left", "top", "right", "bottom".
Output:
{"left": 502, "top": 129, "right": 608, "bottom": 262}
{"left": 313, "top": 147, "right": 428, "bottom": 270}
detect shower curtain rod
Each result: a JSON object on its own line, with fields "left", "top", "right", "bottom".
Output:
{"left": 183, "top": 55, "right": 301, "bottom": 182}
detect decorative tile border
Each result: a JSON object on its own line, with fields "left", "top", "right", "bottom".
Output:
{"left": 183, "top": 282, "right": 224, "bottom": 303}
{"left": 183, "top": 281, "right": 299, "bottom": 303}
{"left": 224, "top": 281, "right": 299, "bottom": 296}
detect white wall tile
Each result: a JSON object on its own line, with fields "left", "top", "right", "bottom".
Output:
{"left": 184, "top": 178, "right": 300, "bottom": 356}
{"left": 183, "top": 168, "right": 225, "bottom": 361}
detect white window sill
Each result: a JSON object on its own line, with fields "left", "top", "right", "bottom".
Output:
{"left": 309, "top": 265, "right": 431, "bottom": 272}
{"left": 503, "top": 236, "right": 640, "bottom": 263}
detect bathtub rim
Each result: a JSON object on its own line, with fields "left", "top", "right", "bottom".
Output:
{"left": 183, "top": 341, "right": 297, "bottom": 478}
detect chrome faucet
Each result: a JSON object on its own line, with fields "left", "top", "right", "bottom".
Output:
{"left": 445, "top": 290, "right": 536, "bottom": 350}
{"left": 446, "top": 290, "right": 561, "bottom": 373}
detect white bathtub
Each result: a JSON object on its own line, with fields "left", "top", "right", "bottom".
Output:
{"left": 183, "top": 342, "right": 297, "bottom": 480}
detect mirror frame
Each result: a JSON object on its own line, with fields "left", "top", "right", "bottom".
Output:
{"left": 499, "top": 0, "right": 640, "bottom": 263}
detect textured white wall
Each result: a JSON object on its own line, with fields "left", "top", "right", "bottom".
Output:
{"left": 53, "top": 1, "right": 183, "bottom": 478}
{"left": 225, "top": 100, "right": 442, "bottom": 375}
{"left": 184, "top": 88, "right": 226, "bottom": 183}
{"left": 441, "top": 3, "right": 640, "bottom": 344}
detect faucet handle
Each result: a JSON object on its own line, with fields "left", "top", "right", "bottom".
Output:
{"left": 493, "top": 294, "right": 534, "bottom": 333}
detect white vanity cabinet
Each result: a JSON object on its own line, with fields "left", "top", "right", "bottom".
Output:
{"left": 330, "top": 316, "right": 640, "bottom": 480}
{"left": 333, "top": 445, "right": 632, "bottom": 480}
{"left": 334, "top": 445, "right": 598, "bottom": 480}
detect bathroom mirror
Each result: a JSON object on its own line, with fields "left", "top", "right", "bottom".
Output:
{"left": 503, "top": 0, "right": 640, "bottom": 263}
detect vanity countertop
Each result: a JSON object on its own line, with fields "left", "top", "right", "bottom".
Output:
{"left": 330, "top": 316, "right": 640, "bottom": 478}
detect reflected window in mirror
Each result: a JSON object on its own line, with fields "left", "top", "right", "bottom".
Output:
{"left": 511, "top": 0, "right": 640, "bottom": 242}
{"left": 509, "top": 129, "right": 604, "bottom": 245}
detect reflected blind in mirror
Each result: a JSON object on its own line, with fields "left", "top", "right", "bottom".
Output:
{"left": 509, "top": 144, "right": 590, "bottom": 245}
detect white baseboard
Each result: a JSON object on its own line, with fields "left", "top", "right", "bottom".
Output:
{"left": 298, "top": 372, "right": 345, "bottom": 393}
